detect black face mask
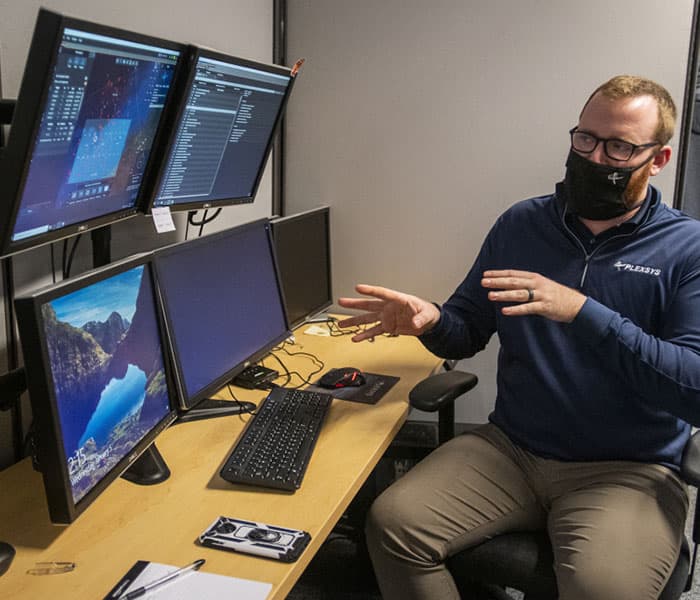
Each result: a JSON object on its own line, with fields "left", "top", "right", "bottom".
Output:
{"left": 562, "top": 149, "right": 651, "bottom": 220}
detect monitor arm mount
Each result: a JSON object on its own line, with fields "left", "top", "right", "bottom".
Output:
{"left": 0, "top": 99, "right": 14, "bottom": 130}
{"left": 0, "top": 97, "right": 18, "bottom": 574}
{"left": 0, "top": 366, "right": 22, "bottom": 576}
{"left": 0, "top": 367, "right": 26, "bottom": 413}
{"left": 0, "top": 98, "right": 24, "bottom": 462}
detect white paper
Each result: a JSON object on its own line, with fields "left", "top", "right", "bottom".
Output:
{"left": 123, "top": 562, "right": 271, "bottom": 599}
{"left": 151, "top": 207, "right": 176, "bottom": 233}
{"left": 303, "top": 324, "right": 331, "bottom": 337}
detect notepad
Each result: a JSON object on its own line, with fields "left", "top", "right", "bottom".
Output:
{"left": 103, "top": 560, "right": 272, "bottom": 599}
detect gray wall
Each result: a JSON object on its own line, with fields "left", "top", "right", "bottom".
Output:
{"left": 285, "top": 0, "right": 696, "bottom": 423}
{"left": 0, "top": 0, "right": 275, "bottom": 468}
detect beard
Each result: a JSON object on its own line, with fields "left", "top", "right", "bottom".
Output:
{"left": 623, "top": 160, "right": 652, "bottom": 208}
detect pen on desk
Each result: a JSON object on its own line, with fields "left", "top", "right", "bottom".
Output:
{"left": 120, "top": 558, "right": 205, "bottom": 600}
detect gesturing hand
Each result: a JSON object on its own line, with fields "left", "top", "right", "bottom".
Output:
{"left": 482, "top": 270, "right": 586, "bottom": 323}
{"left": 337, "top": 284, "right": 441, "bottom": 342}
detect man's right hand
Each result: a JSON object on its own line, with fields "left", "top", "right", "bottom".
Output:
{"left": 337, "top": 284, "right": 441, "bottom": 342}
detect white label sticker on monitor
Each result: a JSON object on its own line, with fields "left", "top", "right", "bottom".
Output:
{"left": 151, "top": 207, "right": 176, "bottom": 233}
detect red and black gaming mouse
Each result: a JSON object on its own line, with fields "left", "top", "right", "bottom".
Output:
{"left": 318, "top": 367, "right": 366, "bottom": 389}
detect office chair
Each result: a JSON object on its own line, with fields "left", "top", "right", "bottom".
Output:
{"left": 409, "top": 365, "right": 700, "bottom": 600}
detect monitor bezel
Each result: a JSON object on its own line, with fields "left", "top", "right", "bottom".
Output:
{"left": 142, "top": 46, "right": 296, "bottom": 213}
{"left": 153, "top": 219, "right": 292, "bottom": 410}
{"left": 15, "top": 253, "right": 178, "bottom": 524}
{"left": 270, "top": 206, "right": 333, "bottom": 329}
{"left": 0, "top": 8, "right": 187, "bottom": 258}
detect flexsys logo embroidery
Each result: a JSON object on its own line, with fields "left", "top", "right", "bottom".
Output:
{"left": 613, "top": 260, "right": 661, "bottom": 276}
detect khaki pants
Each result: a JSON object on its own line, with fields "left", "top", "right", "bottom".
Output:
{"left": 366, "top": 424, "right": 688, "bottom": 600}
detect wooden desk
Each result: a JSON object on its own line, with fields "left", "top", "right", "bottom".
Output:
{"left": 0, "top": 326, "right": 441, "bottom": 599}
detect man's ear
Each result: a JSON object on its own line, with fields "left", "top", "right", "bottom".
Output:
{"left": 650, "top": 145, "right": 672, "bottom": 176}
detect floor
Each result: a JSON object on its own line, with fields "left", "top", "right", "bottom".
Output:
{"left": 287, "top": 533, "right": 380, "bottom": 600}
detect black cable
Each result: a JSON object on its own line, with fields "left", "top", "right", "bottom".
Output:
{"left": 187, "top": 208, "right": 223, "bottom": 232}
{"left": 185, "top": 210, "right": 193, "bottom": 240}
{"left": 269, "top": 346, "right": 325, "bottom": 387}
{"left": 276, "top": 344, "right": 325, "bottom": 369}
{"left": 325, "top": 320, "right": 364, "bottom": 337}
{"left": 266, "top": 351, "right": 293, "bottom": 387}
{"left": 62, "top": 234, "right": 82, "bottom": 279}
{"left": 61, "top": 239, "right": 68, "bottom": 279}
{"left": 224, "top": 383, "right": 258, "bottom": 418}
{"left": 325, "top": 319, "right": 393, "bottom": 341}
{"left": 50, "top": 243, "right": 57, "bottom": 284}
{"left": 276, "top": 337, "right": 297, "bottom": 350}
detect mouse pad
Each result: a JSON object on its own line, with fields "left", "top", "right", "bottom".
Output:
{"left": 306, "top": 373, "right": 400, "bottom": 405}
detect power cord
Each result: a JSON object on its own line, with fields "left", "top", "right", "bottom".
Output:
{"left": 187, "top": 208, "right": 223, "bottom": 236}
{"left": 224, "top": 382, "right": 258, "bottom": 418}
{"left": 267, "top": 346, "right": 325, "bottom": 388}
{"left": 62, "top": 234, "right": 82, "bottom": 279}
{"left": 324, "top": 319, "right": 394, "bottom": 341}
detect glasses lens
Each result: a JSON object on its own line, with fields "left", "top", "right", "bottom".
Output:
{"left": 571, "top": 129, "right": 637, "bottom": 161}
{"left": 571, "top": 131, "right": 596, "bottom": 152}
{"left": 604, "top": 139, "right": 634, "bottom": 161}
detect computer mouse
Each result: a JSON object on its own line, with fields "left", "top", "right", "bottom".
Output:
{"left": 0, "top": 542, "right": 15, "bottom": 576}
{"left": 319, "top": 367, "right": 366, "bottom": 389}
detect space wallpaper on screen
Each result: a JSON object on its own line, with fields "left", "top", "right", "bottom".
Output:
{"left": 13, "top": 49, "right": 176, "bottom": 239}
{"left": 41, "top": 265, "right": 170, "bottom": 504}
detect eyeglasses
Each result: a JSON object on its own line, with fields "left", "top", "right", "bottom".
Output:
{"left": 569, "top": 127, "right": 660, "bottom": 162}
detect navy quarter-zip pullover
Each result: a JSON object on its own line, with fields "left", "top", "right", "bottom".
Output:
{"left": 420, "top": 185, "right": 700, "bottom": 468}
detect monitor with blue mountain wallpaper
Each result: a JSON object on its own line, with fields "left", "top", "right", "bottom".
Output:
{"left": 15, "top": 256, "right": 176, "bottom": 523}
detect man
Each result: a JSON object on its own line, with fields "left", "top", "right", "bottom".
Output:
{"left": 338, "top": 75, "right": 700, "bottom": 600}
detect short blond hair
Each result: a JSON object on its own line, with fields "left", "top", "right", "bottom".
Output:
{"left": 581, "top": 75, "right": 677, "bottom": 145}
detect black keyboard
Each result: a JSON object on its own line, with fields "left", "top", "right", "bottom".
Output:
{"left": 220, "top": 387, "right": 332, "bottom": 491}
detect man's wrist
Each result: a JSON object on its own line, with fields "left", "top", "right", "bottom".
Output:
{"left": 421, "top": 302, "right": 442, "bottom": 335}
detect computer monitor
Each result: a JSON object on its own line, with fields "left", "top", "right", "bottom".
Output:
{"left": 153, "top": 219, "right": 290, "bottom": 410}
{"left": 270, "top": 207, "right": 333, "bottom": 328}
{"left": 147, "top": 47, "right": 294, "bottom": 212}
{"left": 0, "top": 8, "right": 185, "bottom": 257}
{"left": 15, "top": 255, "right": 177, "bottom": 524}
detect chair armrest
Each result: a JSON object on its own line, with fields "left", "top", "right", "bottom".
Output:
{"left": 409, "top": 370, "right": 478, "bottom": 413}
{"left": 681, "top": 429, "right": 700, "bottom": 488}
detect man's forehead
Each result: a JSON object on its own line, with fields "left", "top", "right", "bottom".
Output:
{"left": 579, "top": 93, "right": 658, "bottom": 139}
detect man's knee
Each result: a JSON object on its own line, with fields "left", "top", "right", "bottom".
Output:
{"left": 366, "top": 485, "right": 413, "bottom": 556}
{"left": 365, "top": 484, "right": 440, "bottom": 565}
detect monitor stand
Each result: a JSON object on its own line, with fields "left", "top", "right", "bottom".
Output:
{"left": 121, "top": 444, "right": 170, "bottom": 485}
{"left": 176, "top": 398, "right": 256, "bottom": 424}
{"left": 306, "top": 312, "right": 336, "bottom": 324}
{"left": 0, "top": 541, "right": 14, "bottom": 576}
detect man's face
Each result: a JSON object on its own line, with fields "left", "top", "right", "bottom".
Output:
{"left": 576, "top": 93, "right": 660, "bottom": 206}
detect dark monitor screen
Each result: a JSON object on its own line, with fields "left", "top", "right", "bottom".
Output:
{"left": 153, "top": 219, "right": 290, "bottom": 409}
{"left": 0, "top": 8, "right": 184, "bottom": 257}
{"left": 148, "top": 48, "right": 294, "bottom": 212}
{"left": 15, "top": 256, "right": 176, "bottom": 523}
{"left": 270, "top": 207, "right": 332, "bottom": 328}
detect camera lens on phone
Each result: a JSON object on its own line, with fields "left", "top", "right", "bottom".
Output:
{"left": 247, "top": 527, "right": 281, "bottom": 543}
{"left": 217, "top": 521, "right": 237, "bottom": 534}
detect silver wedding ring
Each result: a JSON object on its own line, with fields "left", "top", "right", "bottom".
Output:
{"left": 527, "top": 288, "right": 535, "bottom": 302}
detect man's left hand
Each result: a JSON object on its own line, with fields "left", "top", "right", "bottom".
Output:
{"left": 482, "top": 269, "right": 586, "bottom": 323}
